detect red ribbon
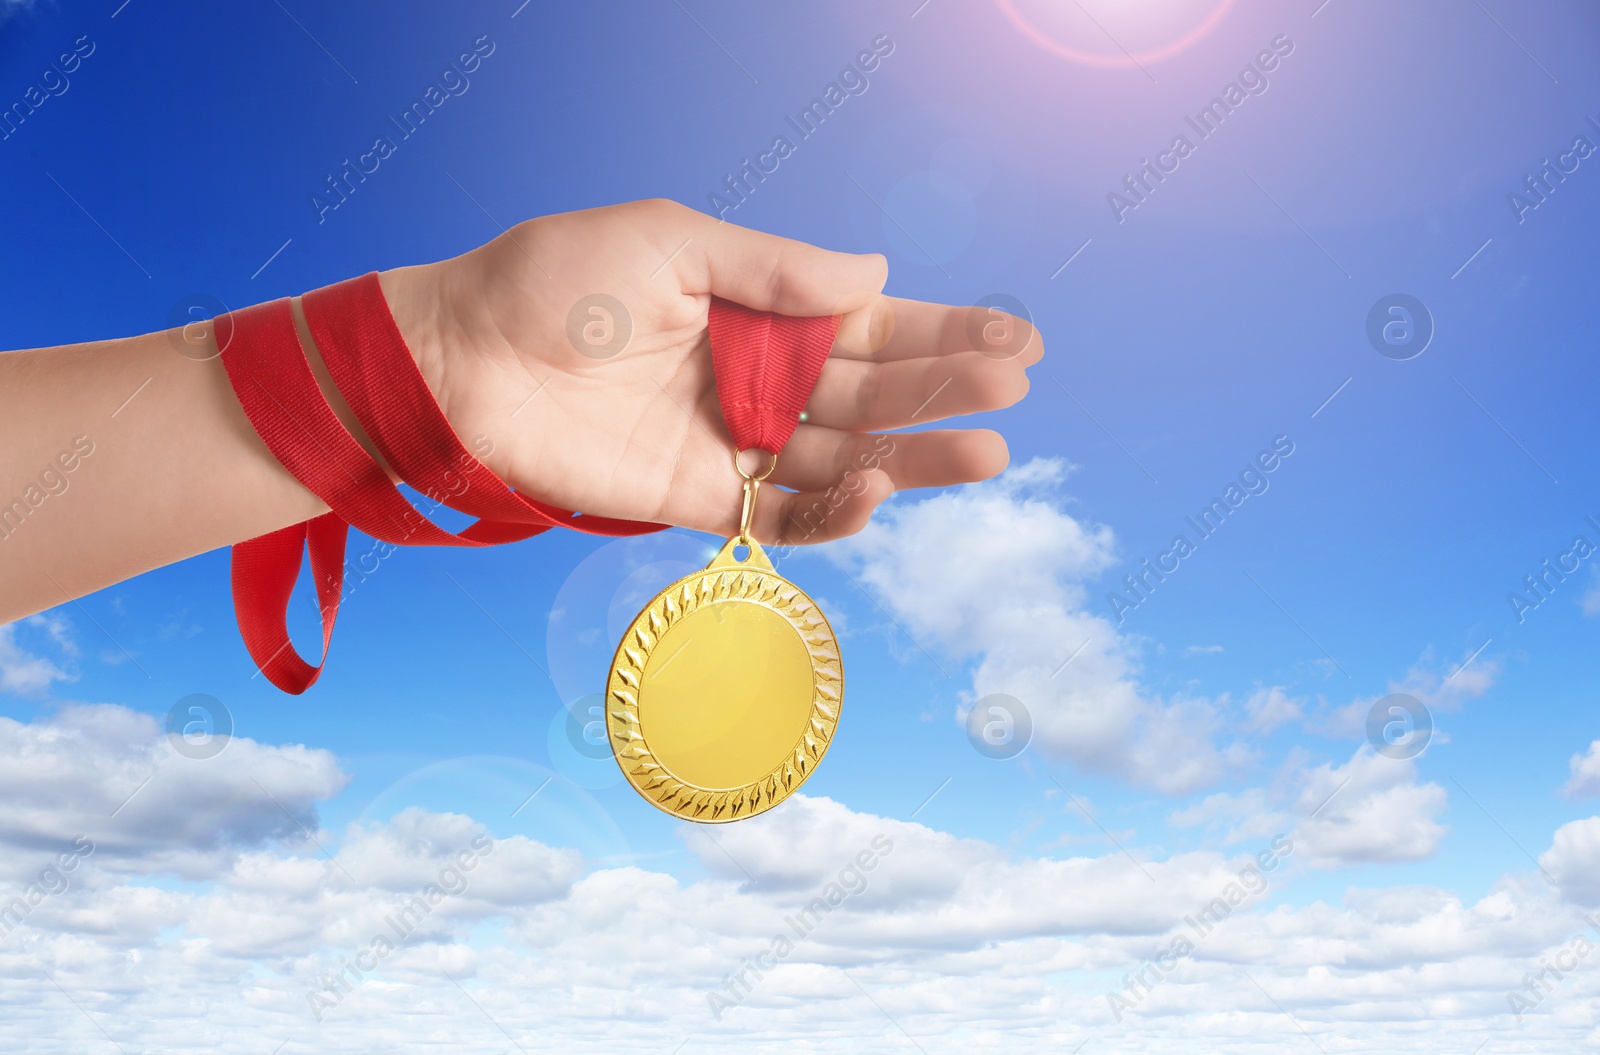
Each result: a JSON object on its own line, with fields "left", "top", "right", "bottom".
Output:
{"left": 221, "top": 276, "right": 839, "bottom": 693}
{"left": 708, "top": 297, "right": 839, "bottom": 454}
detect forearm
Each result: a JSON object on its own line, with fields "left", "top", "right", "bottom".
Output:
{"left": 0, "top": 324, "right": 326, "bottom": 623}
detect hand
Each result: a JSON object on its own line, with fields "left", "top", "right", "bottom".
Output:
{"left": 380, "top": 199, "right": 1043, "bottom": 545}
{"left": 0, "top": 198, "right": 1043, "bottom": 623}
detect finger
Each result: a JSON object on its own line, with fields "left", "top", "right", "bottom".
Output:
{"left": 757, "top": 468, "right": 897, "bottom": 547}
{"left": 667, "top": 202, "right": 888, "bottom": 316}
{"left": 833, "top": 295, "right": 1044, "bottom": 367}
{"left": 804, "top": 352, "right": 1030, "bottom": 432}
{"left": 771, "top": 426, "right": 1008, "bottom": 493}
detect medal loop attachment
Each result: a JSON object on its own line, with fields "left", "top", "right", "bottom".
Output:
{"left": 733, "top": 448, "right": 777, "bottom": 546}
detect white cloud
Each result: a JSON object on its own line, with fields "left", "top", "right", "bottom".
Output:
{"left": 1, "top": 783, "right": 1595, "bottom": 1053}
{"left": 1313, "top": 647, "right": 1498, "bottom": 740}
{"left": 1291, "top": 747, "right": 1447, "bottom": 867}
{"left": 1243, "top": 686, "right": 1302, "bottom": 733}
{"left": 173, "top": 809, "right": 581, "bottom": 962}
{"left": 827, "top": 461, "right": 1247, "bottom": 794}
{"left": 1168, "top": 789, "right": 1287, "bottom": 846}
{"left": 26, "top": 612, "right": 77, "bottom": 655}
{"left": 1565, "top": 741, "right": 1600, "bottom": 800}
{"left": 339, "top": 807, "right": 580, "bottom": 909}
{"left": 0, "top": 704, "right": 347, "bottom": 880}
{"left": 0, "top": 618, "right": 74, "bottom": 695}
{"left": 686, "top": 794, "right": 1258, "bottom": 940}
{"left": 0, "top": 698, "right": 1596, "bottom": 1054}
{"left": 1162, "top": 741, "right": 1449, "bottom": 868}
{"left": 1540, "top": 817, "right": 1600, "bottom": 906}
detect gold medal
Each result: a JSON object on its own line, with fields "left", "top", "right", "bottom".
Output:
{"left": 605, "top": 450, "right": 842, "bottom": 822}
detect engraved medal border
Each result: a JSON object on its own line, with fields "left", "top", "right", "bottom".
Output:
{"left": 604, "top": 536, "right": 843, "bottom": 823}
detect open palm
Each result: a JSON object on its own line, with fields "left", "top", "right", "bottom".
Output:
{"left": 382, "top": 199, "right": 1042, "bottom": 544}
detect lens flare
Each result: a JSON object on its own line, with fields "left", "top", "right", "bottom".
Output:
{"left": 995, "top": 0, "right": 1236, "bottom": 69}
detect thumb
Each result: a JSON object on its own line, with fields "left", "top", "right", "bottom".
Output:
{"left": 669, "top": 203, "right": 887, "bottom": 317}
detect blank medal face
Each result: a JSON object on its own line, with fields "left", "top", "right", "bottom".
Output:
{"left": 605, "top": 538, "right": 842, "bottom": 822}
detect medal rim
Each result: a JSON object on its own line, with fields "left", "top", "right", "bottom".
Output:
{"left": 603, "top": 537, "right": 843, "bottom": 824}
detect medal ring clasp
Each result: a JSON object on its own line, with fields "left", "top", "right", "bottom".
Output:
{"left": 733, "top": 448, "right": 777, "bottom": 546}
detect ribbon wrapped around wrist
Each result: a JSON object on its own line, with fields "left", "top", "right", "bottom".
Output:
{"left": 219, "top": 274, "right": 839, "bottom": 694}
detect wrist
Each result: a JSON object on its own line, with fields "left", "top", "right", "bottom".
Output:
{"left": 377, "top": 264, "right": 448, "bottom": 402}
{"left": 377, "top": 259, "right": 519, "bottom": 485}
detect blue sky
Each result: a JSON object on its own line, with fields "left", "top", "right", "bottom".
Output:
{"left": 2, "top": 0, "right": 1599, "bottom": 1051}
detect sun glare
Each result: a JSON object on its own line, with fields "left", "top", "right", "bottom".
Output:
{"left": 995, "top": 0, "right": 1237, "bottom": 68}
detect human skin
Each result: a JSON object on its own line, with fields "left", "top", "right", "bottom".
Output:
{"left": 0, "top": 199, "right": 1041, "bottom": 624}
